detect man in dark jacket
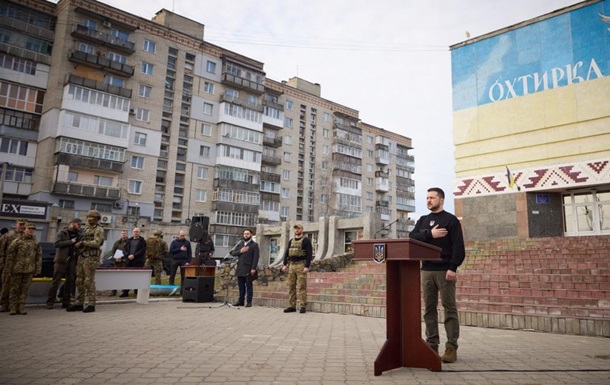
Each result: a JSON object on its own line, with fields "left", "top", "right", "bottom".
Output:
{"left": 46, "top": 218, "right": 82, "bottom": 309}
{"left": 409, "top": 187, "right": 465, "bottom": 364}
{"left": 195, "top": 238, "right": 215, "bottom": 265}
{"left": 229, "top": 229, "right": 259, "bottom": 307}
{"left": 119, "top": 227, "right": 146, "bottom": 297}
{"left": 169, "top": 230, "right": 192, "bottom": 292}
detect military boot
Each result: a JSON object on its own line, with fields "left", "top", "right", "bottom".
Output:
{"left": 18, "top": 304, "right": 27, "bottom": 315}
{"left": 8, "top": 305, "right": 17, "bottom": 315}
{"left": 82, "top": 305, "right": 95, "bottom": 313}
{"left": 66, "top": 304, "right": 84, "bottom": 312}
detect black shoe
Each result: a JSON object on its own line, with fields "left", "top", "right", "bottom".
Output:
{"left": 232, "top": 302, "right": 244, "bottom": 307}
{"left": 119, "top": 292, "right": 129, "bottom": 298}
{"left": 299, "top": 307, "right": 306, "bottom": 314}
{"left": 245, "top": 303, "right": 252, "bottom": 308}
{"left": 283, "top": 307, "right": 296, "bottom": 313}
{"left": 82, "top": 306, "right": 95, "bottom": 313}
{"left": 66, "top": 304, "right": 84, "bottom": 312}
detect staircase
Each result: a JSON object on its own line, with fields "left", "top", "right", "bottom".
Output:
{"left": 217, "top": 235, "right": 610, "bottom": 336}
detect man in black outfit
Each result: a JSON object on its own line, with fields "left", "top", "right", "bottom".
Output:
{"left": 195, "top": 238, "right": 215, "bottom": 266}
{"left": 229, "top": 229, "right": 259, "bottom": 307}
{"left": 120, "top": 227, "right": 147, "bottom": 297}
{"left": 169, "top": 230, "right": 192, "bottom": 293}
{"left": 46, "top": 218, "right": 82, "bottom": 309}
{"left": 409, "top": 187, "right": 465, "bottom": 364}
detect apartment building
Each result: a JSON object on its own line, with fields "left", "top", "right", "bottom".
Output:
{"left": 0, "top": 0, "right": 415, "bottom": 255}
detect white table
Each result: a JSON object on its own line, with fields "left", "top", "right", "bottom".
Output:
{"left": 95, "top": 268, "right": 152, "bottom": 304}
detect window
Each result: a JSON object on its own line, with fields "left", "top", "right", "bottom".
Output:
{"left": 323, "top": 128, "right": 329, "bottom": 138}
{"left": 203, "top": 102, "right": 213, "bottom": 115}
{"left": 143, "top": 40, "right": 156, "bottom": 53}
{"left": 141, "top": 62, "right": 154, "bottom": 75}
{"left": 68, "top": 172, "right": 78, "bottom": 182}
{"left": 248, "top": 95, "right": 257, "bottom": 105}
{"left": 108, "top": 52, "right": 127, "bottom": 64}
{"left": 204, "top": 82, "right": 214, "bottom": 94}
{"left": 197, "top": 166, "right": 208, "bottom": 179}
{"left": 134, "top": 132, "right": 147, "bottom": 146}
{"left": 59, "top": 199, "right": 74, "bottom": 209}
{"left": 2, "top": 166, "right": 32, "bottom": 183}
{"left": 91, "top": 202, "right": 112, "bottom": 213}
{"left": 286, "top": 100, "right": 293, "bottom": 110}
{"left": 78, "top": 43, "right": 94, "bottom": 54}
{"left": 195, "top": 189, "right": 207, "bottom": 202}
{"left": 323, "top": 145, "right": 329, "bottom": 154}
{"left": 199, "top": 145, "right": 210, "bottom": 157}
{"left": 281, "top": 188, "right": 290, "bottom": 198}
{"left": 367, "top": 177, "right": 373, "bottom": 185}
{"left": 282, "top": 170, "right": 290, "bottom": 180}
{"left": 225, "top": 89, "right": 238, "bottom": 98}
{"left": 366, "top": 192, "right": 373, "bottom": 200}
{"left": 104, "top": 75, "right": 124, "bottom": 87}
{"left": 283, "top": 135, "right": 291, "bottom": 145}
{"left": 323, "top": 112, "right": 330, "bottom": 122}
{"left": 283, "top": 152, "right": 291, "bottom": 162}
{"left": 136, "top": 108, "right": 150, "bottom": 122}
{"left": 367, "top": 135, "right": 374, "bottom": 144}
{"left": 131, "top": 156, "right": 144, "bottom": 169}
{"left": 563, "top": 190, "right": 610, "bottom": 235}
{"left": 201, "top": 123, "right": 212, "bottom": 136}
{"left": 83, "top": 19, "right": 97, "bottom": 29}
{"left": 367, "top": 164, "right": 373, "bottom": 172}
{"left": 139, "top": 84, "right": 152, "bottom": 98}
{"left": 206, "top": 61, "right": 216, "bottom": 73}
{"left": 0, "top": 138, "right": 28, "bottom": 155}
{"left": 111, "top": 29, "right": 129, "bottom": 41}
{"left": 321, "top": 194, "right": 328, "bottom": 203}
{"left": 367, "top": 149, "right": 374, "bottom": 158}
{"left": 167, "top": 56, "right": 177, "bottom": 70}
{"left": 284, "top": 117, "right": 293, "bottom": 128}
{"left": 280, "top": 206, "right": 289, "bottom": 218}
{"left": 128, "top": 180, "right": 142, "bottom": 194}
{"left": 93, "top": 175, "right": 113, "bottom": 186}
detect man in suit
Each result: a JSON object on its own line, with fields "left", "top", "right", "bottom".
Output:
{"left": 119, "top": 227, "right": 147, "bottom": 297}
{"left": 229, "top": 229, "right": 259, "bottom": 307}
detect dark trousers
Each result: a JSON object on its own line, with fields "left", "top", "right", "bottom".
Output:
{"left": 169, "top": 260, "right": 187, "bottom": 289}
{"left": 236, "top": 276, "right": 253, "bottom": 304}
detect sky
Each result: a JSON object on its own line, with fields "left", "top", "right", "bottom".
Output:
{"left": 91, "top": 0, "right": 582, "bottom": 219}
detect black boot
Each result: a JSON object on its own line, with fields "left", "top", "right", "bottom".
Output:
{"left": 66, "top": 304, "right": 84, "bottom": 312}
{"left": 82, "top": 305, "right": 95, "bottom": 313}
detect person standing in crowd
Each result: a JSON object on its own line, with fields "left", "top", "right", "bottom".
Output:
{"left": 229, "top": 229, "right": 259, "bottom": 307}
{"left": 195, "top": 237, "right": 215, "bottom": 266}
{"left": 46, "top": 218, "right": 82, "bottom": 309}
{"left": 281, "top": 223, "right": 313, "bottom": 314}
{"left": 5, "top": 223, "right": 41, "bottom": 315}
{"left": 144, "top": 229, "right": 167, "bottom": 285}
{"left": 120, "top": 227, "right": 146, "bottom": 297}
{"left": 409, "top": 187, "right": 465, "bottom": 363}
{"left": 169, "top": 230, "right": 192, "bottom": 293}
{"left": 108, "top": 229, "right": 129, "bottom": 295}
{"left": 67, "top": 210, "right": 104, "bottom": 313}
{"left": 0, "top": 218, "right": 27, "bottom": 312}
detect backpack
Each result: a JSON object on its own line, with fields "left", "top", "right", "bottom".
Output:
{"left": 146, "top": 236, "right": 161, "bottom": 259}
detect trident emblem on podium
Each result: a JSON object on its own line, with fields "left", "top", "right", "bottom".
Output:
{"left": 373, "top": 243, "right": 386, "bottom": 264}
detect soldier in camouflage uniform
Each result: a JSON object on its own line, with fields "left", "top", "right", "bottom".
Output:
{"left": 281, "top": 224, "right": 313, "bottom": 314}
{"left": 6, "top": 223, "right": 42, "bottom": 315}
{"left": 144, "top": 229, "right": 168, "bottom": 285}
{"left": 67, "top": 210, "right": 104, "bottom": 313}
{"left": 0, "top": 218, "right": 27, "bottom": 312}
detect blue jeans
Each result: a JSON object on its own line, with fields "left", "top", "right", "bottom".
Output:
{"left": 237, "top": 276, "right": 253, "bottom": 304}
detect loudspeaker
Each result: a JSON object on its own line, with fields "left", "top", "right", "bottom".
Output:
{"left": 182, "top": 276, "right": 214, "bottom": 302}
{"left": 189, "top": 216, "right": 209, "bottom": 242}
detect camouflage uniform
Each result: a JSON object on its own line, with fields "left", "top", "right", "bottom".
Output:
{"left": 144, "top": 230, "right": 167, "bottom": 285}
{"left": 283, "top": 235, "right": 313, "bottom": 310}
{"left": 6, "top": 228, "right": 42, "bottom": 315}
{"left": 73, "top": 211, "right": 104, "bottom": 308}
{"left": 111, "top": 236, "right": 128, "bottom": 268}
{"left": 0, "top": 221, "right": 26, "bottom": 312}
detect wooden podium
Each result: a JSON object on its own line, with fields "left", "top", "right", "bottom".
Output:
{"left": 353, "top": 238, "right": 442, "bottom": 375}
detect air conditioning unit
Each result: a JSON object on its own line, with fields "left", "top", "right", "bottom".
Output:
{"left": 129, "top": 108, "right": 135, "bottom": 115}
{"left": 113, "top": 202, "right": 123, "bottom": 209}
{"left": 100, "top": 215, "right": 112, "bottom": 224}
{"left": 103, "top": 20, "right": 112, "bottom": 28}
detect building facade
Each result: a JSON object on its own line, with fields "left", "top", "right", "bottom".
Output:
{"left": 451, "top": 0, "right": 610, "bottom": 240}
{"left": 0, "top": 0, "right": 414, "bottom": 256}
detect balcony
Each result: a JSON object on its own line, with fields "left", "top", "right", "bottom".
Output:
{"left": 376, "top": 200, "right": 390, "bottom": 208}
{"left": 66, "top": 74, "right": 132, "bottom": 98}
{"left": 56, "top": 153, "right": 124, "bottom": 173}
{"left": 260, "top": 171, "right": 281, "bottom": 183}
{"left": 261, "top": 154, "right": 282, "bottom": 165}
{"left": 376, "top": 177, "right": 390, "bottom": 192}
{"left": 53, "top": 182, "right": 120, "bottom": 200}
{"left": 263, "top": 135, "right": 282, "bottom": 148}
{"left": 0, "top": 42, "right": 51, "bottom": 65}
{"left": 68, "top": 50, "right": 134, "bottom": 77}
{"left": 221, "top": 73, "right": 265, "bottom": 94}
{"left": 71, "top": 24, "right": 136, "bottom": 54}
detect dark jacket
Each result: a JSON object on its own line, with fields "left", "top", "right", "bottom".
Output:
{"left": 170, "top": 238, "right": 192, "bottom": 263}
{"left": 195, "top": 240, "right": 215, "bottom": 258}
{"left": 123, "top": 236, "right": 147, "bottom": 267}
{"left": 54, "top": 226, "right": 80, "bottom": 264}
{"left": 409, "top": 210, "right": 466, "bottom": 272}
{"left": 229, "top": 239, "right": 260, "bottom": 277}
